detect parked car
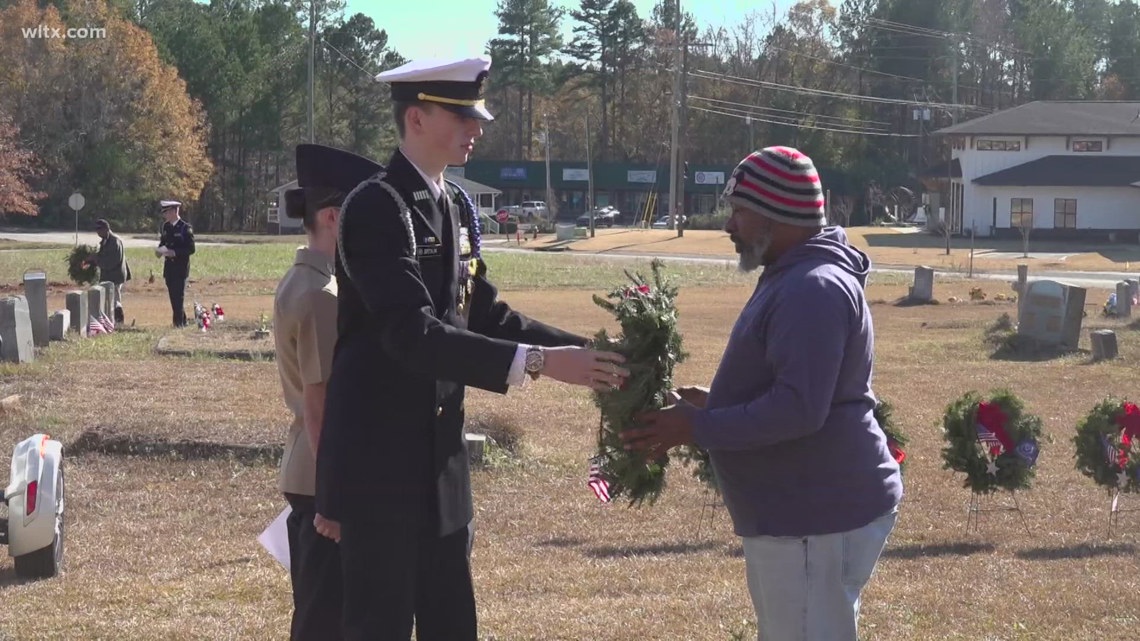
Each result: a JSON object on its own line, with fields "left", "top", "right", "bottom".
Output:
{"left": 576, "top": 206, "right": 618, "bottom": 228}
{"left": 519, "top": 201, "right": 548, "bottom": 219}
{"left": 651, "top": 214, "right": 687, "bottom": 229}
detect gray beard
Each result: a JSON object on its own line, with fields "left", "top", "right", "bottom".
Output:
{"left": 737, "top": 237, "right": 771, "bottom": 272}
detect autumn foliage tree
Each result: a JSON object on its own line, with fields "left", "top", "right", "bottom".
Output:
{"left": 0, "top": 111, "right": 44, "bottom": 216}
{"left": 0, "top": 0, "right": 211, "bottom": 229}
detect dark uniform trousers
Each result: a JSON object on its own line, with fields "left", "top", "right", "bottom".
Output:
{"left": 339, "top": 517, "right": 475, "bottom": 641}
{"left": 285, "top": 493, "right": 343, "bottom": 641}
{"left": 320, "top": 150, "right": 588, "bottom": 641}
{"left": 165, "top": 276, "right": 188, "bottom": 327}
{"left": 159, "top": 218, "right": 195, "bottom": 327}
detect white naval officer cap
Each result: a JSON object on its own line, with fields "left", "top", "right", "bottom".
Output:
{"left": 376, "top": 57, "right": 494, "bottom": 121}
{"left": 159, "top": 200, "right": 182, "bottom": 209}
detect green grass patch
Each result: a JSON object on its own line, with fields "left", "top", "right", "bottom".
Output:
{"left": 0, "top": 243, "right": 918, "bottom": 290}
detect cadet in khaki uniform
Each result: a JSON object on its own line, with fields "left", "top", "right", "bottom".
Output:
{"left": 273, "top": 143, "right": 383, "bottom": 641}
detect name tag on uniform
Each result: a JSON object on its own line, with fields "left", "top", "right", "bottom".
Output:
{"left": 416, "top": 236, "right": 442, "bottom": 258}
{"left": 458, "top": 227, "right": 471, "bottom": 256}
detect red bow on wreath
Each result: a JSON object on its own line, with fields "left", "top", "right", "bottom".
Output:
{"left": 975, "top": 401, "right": 1014, "bottom": 457}
{"left": 1114, "top": 402, "right": 1140, "bottom": 469}
{"left": 623, "top": 285, "right": 651, "bottom": 298}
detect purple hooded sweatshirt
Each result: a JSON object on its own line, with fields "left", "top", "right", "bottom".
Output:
{"left": 692, "top": 226, "right": 902, "bottom": 538}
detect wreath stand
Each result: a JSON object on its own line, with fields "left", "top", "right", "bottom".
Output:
{"left": 694, "top": 487, "right": 723, "bottom": 541}
{"left": 1108, "top": 488, "right": 1140, "bottom": 537}
{"left": 965, "top": 489, "right": 1030, "bottom": 535}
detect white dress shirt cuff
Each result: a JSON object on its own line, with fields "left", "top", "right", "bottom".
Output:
{"left": 507, "top": 344, "right": 531, "bottom": 386}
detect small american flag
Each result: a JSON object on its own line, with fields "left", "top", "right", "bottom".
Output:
{"left": 98, "top": 312, "right": 115, "bottom": 333}
{"left": 87, "top": 315, "right": 107, "bottom": 336}
{"left": 588, "top": 457, "right": 612, "bottom": 503}
{"left": 976, "top": 423, "right": 1004, "bottom": 456}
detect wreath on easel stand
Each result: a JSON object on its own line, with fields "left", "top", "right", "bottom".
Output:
{"left": 1073, "top": 398, "right": 1140, "bottom": 493}
{"left": 874, "top": 398, "right": 908, "bottom": 472}
{"left": 941, "top": 389, "right": 1043, "bottom": 494}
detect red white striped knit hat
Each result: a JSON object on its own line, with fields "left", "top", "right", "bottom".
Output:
{"left": 723, "top": 146, "right": 826, "bottom": 227}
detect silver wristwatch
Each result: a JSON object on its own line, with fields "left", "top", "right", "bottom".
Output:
{"left": 524, "top": 346, "right": 545, "bottom": 380}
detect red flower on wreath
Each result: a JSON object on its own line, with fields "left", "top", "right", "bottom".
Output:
{"left": 1114, "top": 402, "right": 1140, "bottom": 468}
{"left": 623, "top": 284, "right": 652, "bottom": 298}
{"left": 888, "top": 438, "right": 905, "bottom": 464}
{"left": 976, "top": 401, "right": 1014, "bottom": 457}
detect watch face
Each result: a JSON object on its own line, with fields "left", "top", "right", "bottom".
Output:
{"left": 525, "top": 350, "right": 543, "bottom": 372}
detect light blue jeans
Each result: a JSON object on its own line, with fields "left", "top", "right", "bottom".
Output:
{"left": 741, "top": 507, "right": 898, "bottom": 641}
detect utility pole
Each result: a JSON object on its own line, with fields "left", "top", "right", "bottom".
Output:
{"left": 544, "top": 113, "right": 552, "bottom": 223}
{"left": 308, "top": 0, "right": 315, "bottom": 143}
{"left": 667, "top": 0, "right": 682, "bottom": 235}
{"left": 586, "top": 112, "right": 595, "bottom": 238}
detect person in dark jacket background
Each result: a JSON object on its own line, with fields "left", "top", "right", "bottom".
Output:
{"left": 623, "top": 146, "right": 902, "bottom": 641}
{"left": 90, "top": 218, "right": 130, "bottom": 323}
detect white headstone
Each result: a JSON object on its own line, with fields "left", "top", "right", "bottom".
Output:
{"left": 1018, "top": 280, "right": 1086, "bottom": 349}
{"left": 0, "top": 296, "right": 34, "bottom": 363}
{"left": 86, "top": 286, "right": 105, "bottom": 328}
{"left": 49, "top": 310, "right": 69, "bottom": 341}
{"left": 21, "top": 270, "right": 49, "bottom": 348}
{"left": 65, "top": 291, "right": 87, "bottom": 336}
{"left": 1117, "top": 282, "right": 1133, "bottom": 318}
{"left": 908, "top": 266, "right": 934, "bottom": 303}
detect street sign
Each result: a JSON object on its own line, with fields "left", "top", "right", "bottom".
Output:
{"left": 496, "top": 210, "right": 509, "bottom": 223}
{"left": 68, "top": 192, "right": 85, "bottom": 247}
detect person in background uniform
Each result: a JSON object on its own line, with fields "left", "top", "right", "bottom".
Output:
{"left": 274, "top": 144, "right": 384, "bottom": 641}
{"left": 314, "top": 55, "right": 630, "bottom": 641}
{"left": 155, "top": 200, "right": 195, "bottom": 327}
{"left": 90, "top": 218, "right": 130, "bottom": 323}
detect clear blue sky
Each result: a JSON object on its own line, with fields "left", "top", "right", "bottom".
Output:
{"left": 347, "top": 0, "right": 795, "bottom": 62}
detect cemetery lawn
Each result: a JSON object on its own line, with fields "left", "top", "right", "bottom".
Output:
{"left": 0, "top": 250, "right": 1136, "bottom": 639}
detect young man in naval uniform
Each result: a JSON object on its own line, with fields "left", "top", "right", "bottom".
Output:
{"left": 313, "top": 56, "right": 630, "bottom": 641}
{"left": 273, "top": 144, "right": 384, "bottom": 641}
{"left": 155, "top": 200, "right": 196, "bottom": 327}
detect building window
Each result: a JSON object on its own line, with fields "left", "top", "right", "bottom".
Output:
{"left": 1054, "top": 198, "right": 1077, "bottom": 228}
{"left": 1072, "top": 140, "right": 1103, "bottom": 152}
{"left": 977, "top": 139, "right": 1022, "bottom": 151}
{"left": 1010, "top": 198, "right": 1033, "bottom": 228}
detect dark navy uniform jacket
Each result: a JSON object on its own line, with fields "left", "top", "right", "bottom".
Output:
{"left": 316, "top": 149, "right": 586, "bottom": 537}
{"left": 159, "top": 219, "right": 195, "bottom": 280}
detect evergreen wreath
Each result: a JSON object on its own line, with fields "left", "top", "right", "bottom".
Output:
{"left": 590, "top": 259, "right": 704, "bottom": 506}
{"left": 67, "top": 244, "right": 99, "bottom": 286}
{"left": 1073, "top": 397, "right": 1140, "bottom": 493}
{"left": 941, "top": 389, "right": 1043, "bottom": 494}
{"left": 874, "top": 398, "right": 908, "bottom": 472}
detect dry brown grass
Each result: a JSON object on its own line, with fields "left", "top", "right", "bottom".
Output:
{"left": 546, "top": 226, "right": 1140, "bottom": 273}
{"left": 0, "top": 279, "right": 1137, "bottom": 639}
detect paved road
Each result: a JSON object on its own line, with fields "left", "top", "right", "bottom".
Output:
{"left": 483, "top": 245, "right": 1131, "bottom": 289}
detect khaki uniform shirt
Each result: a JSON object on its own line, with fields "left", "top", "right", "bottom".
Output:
{"left": 273, "top": 248, "right": 338, "bottom": 496}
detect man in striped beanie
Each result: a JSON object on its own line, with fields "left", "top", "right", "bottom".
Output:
{"left": 624, "top": 147, "right": 901, "bottom": 640}
{"left": 721, "top": 146, "right": 828, "bottom": 271}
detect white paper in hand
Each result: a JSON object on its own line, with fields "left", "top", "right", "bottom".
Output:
{"left": 258, "top": 506, "right": 292, "bottom": 572}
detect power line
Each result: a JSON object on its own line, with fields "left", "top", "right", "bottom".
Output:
{"left": 690, "top": 104, "right": 921, "bottom": 137}
{"left": 689, "top": 95, "right": 892, "bottom": 128}
{"left": 322, "top": 38, "right": 376, "bottom": 78}
{"left": 761, "top": 43, "right": 926, "bottom": 83}
{"left": 866, "top": 18, "right": 1028, "bottom": 56}
{"left": 689, "top": 67, "right": 991, "bottom": 113}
